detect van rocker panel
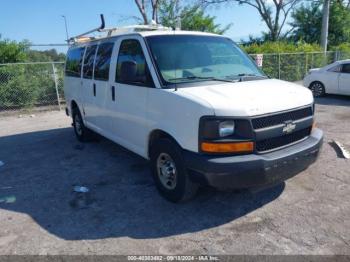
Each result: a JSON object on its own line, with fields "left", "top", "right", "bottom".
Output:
{"left": 184, "top": 128, "right": 323, "bottom": 189}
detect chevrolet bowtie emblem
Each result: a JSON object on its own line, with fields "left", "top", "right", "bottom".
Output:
{"left": 282, "top": 121, "right": 296, "bottom": 134}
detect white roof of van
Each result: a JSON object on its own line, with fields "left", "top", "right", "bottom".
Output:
{"left": 137, "top": 30, "right": 221, "bottom": 37}
{"left": 70, "top": 28, "right": 224, "bottom": 47}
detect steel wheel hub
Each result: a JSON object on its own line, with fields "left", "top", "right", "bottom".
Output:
{"left": 156, "top": 153, "right": 177, "bottom": 190}
{"left": 75, "top": 114, "right": 83, "bottom": 136}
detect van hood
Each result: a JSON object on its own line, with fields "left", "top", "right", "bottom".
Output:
{"left": 178, "top": 79, "right": 314, "bottom": 116}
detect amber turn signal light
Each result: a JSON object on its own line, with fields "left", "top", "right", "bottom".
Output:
{"left": 201, "top": 141, "right": 254, "bottom": 153}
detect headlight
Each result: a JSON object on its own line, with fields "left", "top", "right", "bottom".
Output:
{"left": 219, "top": 121, "right": 235, "bottom": 137}
{"left": 199, "top": 117, "right": 254, "bottom": 154}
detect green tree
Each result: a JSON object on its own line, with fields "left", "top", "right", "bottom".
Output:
{"left": 159, "top": 1, "right": 230, "bottom": 34}
{"left": 290, "top": 1, "right": 350, "bottom": 47}
{"left": 27, "top": 49, "right": 66, "bottom": 62}
{"left": 0, "top": 37, "right": 64, "bottom": 109}
{"left": 0, "top": 36, "right": 29, "bottom": 63}
{"left": 202, "top": 0, "right": 301, "bottom": 41}
{"left": 0, "top": 36, "right": 65, "bottom": 63}
{"left": 134, "top": 0, "right": 160, "bottom": 24}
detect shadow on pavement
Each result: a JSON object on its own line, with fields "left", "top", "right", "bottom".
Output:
{"left": 0, "top": 127, "right": 284, "bottom": 240}
{"left": 315, "top": 94, "right": 350, "bottom": 107}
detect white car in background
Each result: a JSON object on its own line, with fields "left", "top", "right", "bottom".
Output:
{"left": 303, "top": 59, "right": 350, "bottom": 97}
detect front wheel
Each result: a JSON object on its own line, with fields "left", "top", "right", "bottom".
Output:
{"left": 150, "top": 138, "right": 198, "bottom": 202}
{"left": 309, "top": 81, "right": 325, "bottom": 97}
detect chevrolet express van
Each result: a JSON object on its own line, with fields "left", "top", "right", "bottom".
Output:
{"left": 64, "top": 25, "right": 323, "bottom": 202}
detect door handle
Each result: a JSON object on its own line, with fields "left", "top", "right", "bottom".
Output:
{"left": 111, "top": 86, "right": 115, "bottom": 101}
{"left": 93, "top": 83, "right": 96, "bottom": 96}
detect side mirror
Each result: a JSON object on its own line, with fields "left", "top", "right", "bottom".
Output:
{"left": 120, "top": 61, "right": 137, "bottom": 82}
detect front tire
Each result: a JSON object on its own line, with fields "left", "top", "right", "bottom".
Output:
{"left": 72, "top": 108, "right": 91, "bottom": 142}
{"left": 150, "top": 138, "right": 198, "bottom": 203}
{"left": 309, "top": 81, "right": 325, "bottom": 97}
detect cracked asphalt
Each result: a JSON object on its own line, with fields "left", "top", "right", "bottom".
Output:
{"left": 0, "top": 95, "right": 349, "bottom": 255}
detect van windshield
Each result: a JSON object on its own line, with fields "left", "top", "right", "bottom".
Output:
{"left": 145, "top": 35, "right": 265, "bottom": 85}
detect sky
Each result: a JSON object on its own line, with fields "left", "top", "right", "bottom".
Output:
{"left": 0, "top": 0, "right": 271, "bottom": 53}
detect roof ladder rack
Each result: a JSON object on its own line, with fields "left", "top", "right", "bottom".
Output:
{"left": 68, "top": 15, "right": 172, "bottom": 44}
{"left": 68, "top": 14, "right": 105, "bottom": 44}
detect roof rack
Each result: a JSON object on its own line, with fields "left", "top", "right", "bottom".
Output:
{"left": 69, "top": 14, "right": 172, "bottom": 44}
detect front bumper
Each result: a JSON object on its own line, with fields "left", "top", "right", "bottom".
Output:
{"left": 184, "top": 128, "right": 323, "bottom": 189}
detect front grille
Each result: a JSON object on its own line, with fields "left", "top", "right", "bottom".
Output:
{"left": 252, "top": 107, "right": 313, "bottom": 129}
{"left": 256, "top": 127, "right": 312, "bottom": 152}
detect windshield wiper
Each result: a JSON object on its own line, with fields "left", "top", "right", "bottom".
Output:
{"left": 226, "top": 73, "right": 268, "bottom": 82}
{"left": 169, "top": 76, "right": 234, "bottom": 83}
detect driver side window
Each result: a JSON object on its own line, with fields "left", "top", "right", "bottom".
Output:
{"left": 116, "top": 39, "right": 154, "bottom": 87}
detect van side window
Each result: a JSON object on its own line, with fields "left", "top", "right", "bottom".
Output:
{"left": 83, "top": 45, "right": 97, "bottom": 79}
{"left": 65, "top": 47, "right": 85, "bottom": 77}
{"left": 116, "top": 39, "right": 154, "bottom": 87}
{"left": 94, "top": 43, "right": 114, "bottom": 81}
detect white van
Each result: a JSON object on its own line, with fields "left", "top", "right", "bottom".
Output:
{"left": 64, "top": 24, "right": 323, "bottom": 202}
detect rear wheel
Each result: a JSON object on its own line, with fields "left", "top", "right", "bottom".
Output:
{"left": 150, "top": 138, "right": 198, "bottom": 202}
{"left": 72, "top": 108, "right": 91, "bottom": 142}
{"left": 309, "top": 81, "right": 325, "bottom": 97}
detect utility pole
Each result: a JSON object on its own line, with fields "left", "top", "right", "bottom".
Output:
{"left": 61, "top": 15, "right": 70, "bottom": 42}
{"left": 320, "top": 0, "right": 330, "bottom": 53}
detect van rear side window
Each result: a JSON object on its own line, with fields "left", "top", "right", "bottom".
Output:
{"left": 65, "top": 47, "right": 85, "bottom": 77}
{"left": 83, "top": 45, "right": 97, "bottom": 79}
{"left": 94, "top": 43, "right": 114, "bottom": 81}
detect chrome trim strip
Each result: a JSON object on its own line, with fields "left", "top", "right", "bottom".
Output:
{"left": 254, "top": 116, "right": 313, "bottom": 132}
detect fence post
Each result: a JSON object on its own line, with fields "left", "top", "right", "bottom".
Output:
{"left": 335, "top": 50, "right": 339, "bottom": 61}
{"left": 278, "top": 53, "right": 281, "bottom": 79}
{"left": 52, "top": 63, "right": 61, "bottom": 111}
{"left": 305, "top": 53, "right": 308, "bottom": 76}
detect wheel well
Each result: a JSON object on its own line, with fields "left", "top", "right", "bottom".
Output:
{"left": 148, "top": 130, "right": 179, "bottom": 158}
{"left": 71, "top": 100, "right": 78, "bottom": 112}
{"left": 309, "top": 81, "right": 326, "bottom": 95}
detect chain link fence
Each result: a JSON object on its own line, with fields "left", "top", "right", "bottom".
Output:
{"left": 249, "top": 51, "right": 350, "bottom": 82}
{"left": 0, "top": 51, "right": 350, "bottom": 114}
{"left": 0, "top": 62, "right": 64, "bottom": 114}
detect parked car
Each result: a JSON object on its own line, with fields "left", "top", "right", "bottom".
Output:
{"left": 64, "top": 21, "right": 323, "bottom": 202}
{"left": 303, "top": 59, "right": 350, "bottom": 97}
